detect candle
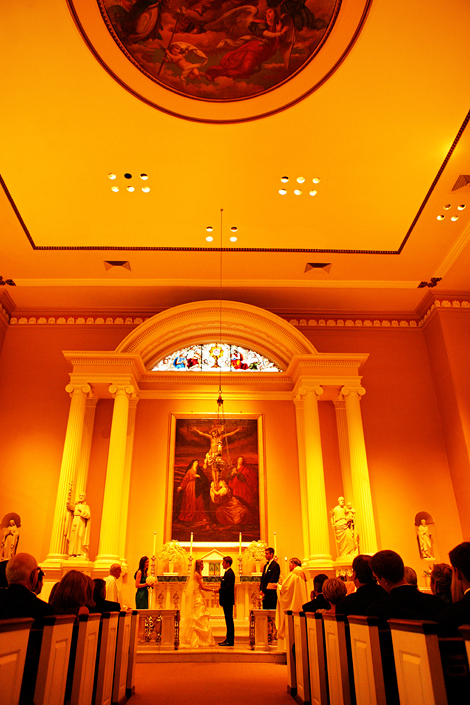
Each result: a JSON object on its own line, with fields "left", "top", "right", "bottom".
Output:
{"left": 152, "top": 531, "right": 156, "bottom": 557}
{"left": 284, "top": 556, "right": 288, "bottom": 576}
{"left": 190, "top": 532, "right": 193, "bottom": 557}
{"left": 239, "top": 532, "right": 242, "bottom": 556}
{"left": 273, "top": 531, "right": 277, "bottom": 557}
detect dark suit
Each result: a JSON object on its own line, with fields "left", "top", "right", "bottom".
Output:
{"left": 90, "top": 596, "right": 121, "bottom": 614}
{"left": 0, "top": 583, "right": 53, "bottom": 625}
{"left": 366, "top": 584, "right": 444, "bottom": 623}
{"left": 438, "top": 590, "right": 470, "bottom": 636}
{"left": 219, "top": 567, "right": 235, "bottom": 644}
{"left": 260, "top": 560, "right": 280, "bottom": 609}
{"left": 302, "top": 593, "right": 331, "bottom": 612}
{"left": 335, "top": 582, "right": 387, "bottom": 616}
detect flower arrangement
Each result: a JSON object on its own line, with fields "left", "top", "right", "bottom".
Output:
{"left": 159, "top": 539, "right": 187, "bottom": 570}
{"left": 243, "top": 540, "right": 268, "bottom": 563}
{"left": 146, "top": 575, "right": 157, "bottom": 587}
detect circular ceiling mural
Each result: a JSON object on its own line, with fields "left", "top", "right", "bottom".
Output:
{"left": 69, "top": 0, "right": 371, "bottom": 122}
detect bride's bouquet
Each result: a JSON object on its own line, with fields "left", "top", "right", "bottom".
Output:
{"left": 146, "top": 575, "right": 157, "bottom": 587}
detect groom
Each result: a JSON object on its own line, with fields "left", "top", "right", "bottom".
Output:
{"left": 218, "top": 556, "right": 235, "bottom": 646}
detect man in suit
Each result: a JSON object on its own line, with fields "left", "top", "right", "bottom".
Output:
{"left": 259, "top": 546, "right": 280, "bottom": 609}
{"left": 302, "top": 573, "right": 330, "bottom": 612}
{"left": 0, "top": 552, "right": 53, "bottom": 624}
{"left": 218, "top": 556, "right": 235, "bottom": 646}
{"left": 438, "top": 541, "right": 470, "bottom": 635}
{"left": 366, "top": 549, "right": 444, "bottom": 623}
{"left": 335, "top": 555, "right": 387, "bottom": 616}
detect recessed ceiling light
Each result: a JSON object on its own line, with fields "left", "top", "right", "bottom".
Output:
{"left": 140, "top": 174, "right": 148, "bottom": 180}
{"left": 312, "top": 177, "right": 320, "bottom": 184}
{"left": 451, "top": 216, "right": 459, "bottom": 221}
{"left": 297, "top": 177, "right": 305, "bottom": 183}
{"left": 111, "top": 186, "right": 119, "bottom": 192}
{"left": 281, "top": 176, "right": 289, "bottom": 183}
{"left": 142, "top": 187, "right": 150, "bottom": 193}
{"left": 230, "top": 236, "right": 237, "bottom": 242}
{"left": 443, "top": 204, "right": 451, "bottom": 210}
{"left": 458, "top": 204, "right": 466, "bottom": 210}
{"left": 309, "top": 190, "right": 317, "bottom": 196}
{"left": 230, "top": 226, "right": 238, "bottom": 232}
{"left": 437, "top": 215, "right": 445, "bottom": 220}
{"left": 279, "top": 189, "right": 287, "bottom": 195}
{"left": 206, "top": 226, "right": 213, "bottom": 232}
{"left": 206, "top": 236, "right": 213, "bottom": 242}
{"left": 294, "top": 189, "right": 302, "bottom": 195}
{"left": 108, "top": 173, "right": 116, "bottom": 180}
{"left": 127, "top": 186, "right": 135, "bottom": 192}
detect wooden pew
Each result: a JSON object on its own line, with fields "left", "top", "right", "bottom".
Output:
{"left": 69, "top": 613, "right": 101, "bottom": 705}
{"left": 388, "top": 619, "right": 447, "bottom": 705}
{"left": 126, "top": 610, "right": 139, "bottom": 699}
{"left": 93, "top": 612, "right": 119, "bottom": 705}
{"left": 323, "top": 613, "right": 355, "bottom": 705}
{"left": 293, "top": 611, "right": 310, "bottom": 705}
{"left": 305, "top": 613, "right": 328, "bottom": 705}
{"left": 0, "top": 617, "right": 34, "bottom": 705}
{"left": 112, "top": 611, "right": 131, "bottom": 705}
{"left": 285, "top": 610, "right": 297, "bottom": 696}
{"left": 458, "top": 624, "right": 470, "bottom": 668}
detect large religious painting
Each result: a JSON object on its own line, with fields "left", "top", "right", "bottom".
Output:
{"left": 98, "top": 0, "right": 341, "bottom": 101}
{"left": 166, "top": 415, "right": 265, "bottom": 543}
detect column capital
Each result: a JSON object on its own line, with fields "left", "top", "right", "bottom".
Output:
{"left": 109, "top": 384, "right": 136, "bottom": 399}
{"left": 297, "top": 385, "right": 324, "bottom": 400}
{"left": 341, "top": 386, "right": 366, "bottom": 399}
{"left": 65, "top": 383, "right": 92, "bottom": 398}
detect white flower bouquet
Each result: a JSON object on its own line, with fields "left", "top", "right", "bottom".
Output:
{"left": 146, "top": 575, "right": 157, "bottom": 587}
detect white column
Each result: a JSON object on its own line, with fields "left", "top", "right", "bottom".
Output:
{"left": 119, "top": 397, "right": 139, "bottom": 566}
{"left": 95, "top": 384, "right": 136, "bottom": 567}
{"left": 75, "top": 396, "right": 98, "bottom": 497}
{"left": 46, "top": 383, "right": 92, "bottom": 562}
{"left": 341, "top": 386, "right": 378, "bottom": 555}
{"left": 293, "top": 395, "right": 311, "bottom": 560}
{"left": 333, "top": 398, "right": 354, "bottom": 505}
{"left": 297, "top": 386, "right": 332, "bottom": 565}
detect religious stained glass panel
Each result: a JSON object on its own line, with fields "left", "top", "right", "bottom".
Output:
{"left": 152, "top": 344, "right": 281, "bottom": 372}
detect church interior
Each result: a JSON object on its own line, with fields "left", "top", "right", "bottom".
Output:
{"left": 1, "top": 0, "right": 470, "bottom": 630}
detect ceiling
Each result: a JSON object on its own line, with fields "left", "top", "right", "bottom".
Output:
{"left": 1, "top": 0, "right": 470, "bottom": 317}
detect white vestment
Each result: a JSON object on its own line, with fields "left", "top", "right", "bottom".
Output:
{"left": 275, "top": 566, "right": 308, "bottom": 643}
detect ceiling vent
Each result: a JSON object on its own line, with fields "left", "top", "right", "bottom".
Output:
{"left": 451, "top": 175, "right": 470, "bottom": 191}
{"left": 104, "top": 261, "right": 131, "bottom": 271}
{"left": 304, "top": 263, "right": 332, "bottom": 273}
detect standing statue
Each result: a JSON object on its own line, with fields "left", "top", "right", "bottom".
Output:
{"left": 1, "top": 519, "right": 20, "bottom": 559}
{"left": 417, "top": 519, "right": 434, "bottom": 559}
{"left": 66, "top": 487, "right": 91, "bottom": 558}
{"left": 330, "top": 496, "right": 357, "bottom": 558}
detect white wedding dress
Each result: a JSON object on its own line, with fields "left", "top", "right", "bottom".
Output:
{"left": 181, "top": 567, "right": 216, "bottom": 648}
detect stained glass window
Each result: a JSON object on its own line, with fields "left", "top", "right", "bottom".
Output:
{"left": 152, "top": 344, "right": 281, "bottom": 372}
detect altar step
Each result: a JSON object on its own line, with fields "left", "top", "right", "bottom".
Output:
{"left": 137, "top": 645, "right": 286, "bottom": 664}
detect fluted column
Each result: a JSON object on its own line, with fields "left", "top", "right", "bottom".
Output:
{"left": 297, "top": 386, "right": 332, "bottom": 565}
{"left": 119, "top": 397, "right": 139, "bottom": 565}
{"left": 96, "top": 384, "right": 136, "bottom": 567}
{"left": 75, "top": 396, "right": 98, "bottom": 496}
{"left": 333, "top": 398, "right": 354, "bottom": 505}
{"left": 293, "top": 396, "right": 311, "bottom": 559}
{"left": 341, "top": 386, "right": 377, "bottom": 554}
{"left": 46, "top": 383, "right": 92, "bottom": 562}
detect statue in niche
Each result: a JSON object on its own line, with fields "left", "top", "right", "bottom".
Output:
{"left": 417, "top": 519, "right": 434, "bottom": 559}
{"left": 330, "top": 496, "right": 358, "bottom": 558}
{"left": 65, "top": 486, "right": 91, "bottom": 558}
{"left": 1, "top": 519, "right": 20, "bottom": 559}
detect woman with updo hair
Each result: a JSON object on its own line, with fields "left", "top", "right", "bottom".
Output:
{"left": 430, "top": 563, "right": 452, "bottom": 604}
{"left": 318, "top": 578, "right": 347, "bottom": 615}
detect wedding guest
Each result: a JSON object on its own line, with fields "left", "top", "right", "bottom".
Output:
{"left": 319, "top": 578, "right": 347, "bottom": 615}
{"left": 105, "top": 564, "right": 126, "bottom": 608}
{"left": 302, "top": 574, "right": 330, "bottom": 612}
{"left": 135, "top": 556, "right": 149, "bottom": 609}
{"left": 430, "top": 563, "right": 452, "bottom": 604}
{"left": 438, "top": 542, "right": 470, "bottom": 635}
{"left": 49, "top": 569, "right": 92, "bottom": 616}
{"left": 404, "top": 566, "right": 418, "bottom": 588}
{"left": 91, "top": 579, "right": 121, "bottom": 614}
{"left": 0, "top": 553, "right": 52, "bottom": 624}
{"left": 336, "top": 555, "right": 387, "bottom": 616}
{"left": 33, "top": 568, "right": 45, "bottom": 596}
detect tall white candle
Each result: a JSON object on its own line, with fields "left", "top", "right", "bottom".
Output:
{"left": 273, "top": 531, "right": 277, "bottom": 556}
{"left": 285, "top": 556, "right": 288, "bottom": 576}
{"left": 152, "top": 531, "right": 156, "bottom": 557}
{"left": 239, "top": 532, "right": 242, "bottom": 556}
{"left": 190, "top": 532, "right": 193, "bottom": 557}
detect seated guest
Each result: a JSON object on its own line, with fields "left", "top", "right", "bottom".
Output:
{"left": 319, "top": 578, "right": 347, "bottom": 615}
{"left": 438, "top": 542, "right": 470, "bottom": 635}
{"left": 0, "top": 553, "right": 53, "bottom": 624}
{"left": 404, "top": 566, "right": 418, "bottom": 589}
{"left": 33, "top": 568, "right": 45, "bottom": 596}
{"left": 336, "top": 554, "right": 387, "bottom": 616}
{"left": 302, "top": 573, "right": 330, "bottom": 612}
{"left": 91, "top": 578, "right": 121, "bottom": 614}
{"left": 105, "top": 563, "right": 125, "bottom": 608}
{"left": 366, "top": 550, "right": 443, "bottom": 622}
{"left": 430, "top": 563, "right": 452, "bottom": 604}
{"left": 49, "top": 569, "right": 93, "bottom": 616}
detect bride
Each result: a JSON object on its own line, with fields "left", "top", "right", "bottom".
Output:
{"left": 181, "top": 559, "right": 216, "bottom": 648}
